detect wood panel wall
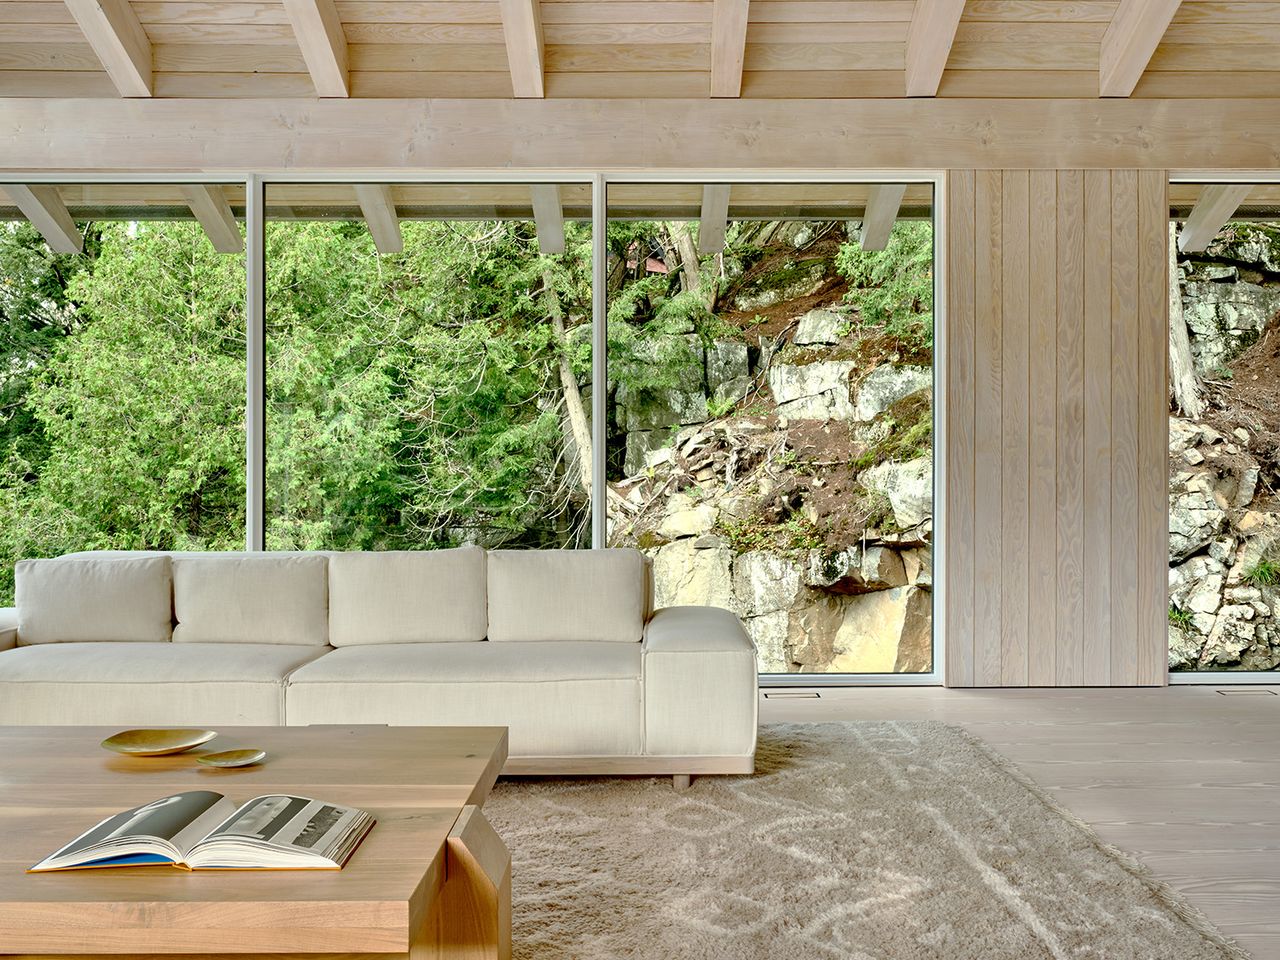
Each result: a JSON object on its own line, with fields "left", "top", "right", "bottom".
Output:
{"left": 945, "top": 169, "right": 1168, "bottom": 688}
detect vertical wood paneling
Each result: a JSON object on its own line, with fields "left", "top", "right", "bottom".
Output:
{"left": 1055, "top": 169, "right": 1086, "bottom": 687}
{"left": 1137, "top": 169, "right": 1170, "bottom": 687}
{"left": 1027, "top": 170, "right": 1058, "bottom": 687}
{"left": 945, "top": 169, "right": 977, "bottom": 688}
{"left": 1082, "top": 170, "right": 1113, "bottom": 686}
{"left": 1000, "top": 170, "right": 1030, "bottom": 687}
{"left": 946, "top": 167, "right": 1167, "bottom": 688}
{"left": 973, "top": 169, "right": 1004, "bottom": 687}
{"left": 1109, "top": 169, "right": 1141, "bottom": 686}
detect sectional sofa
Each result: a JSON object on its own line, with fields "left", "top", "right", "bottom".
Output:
{"left": 0, "top": 548, "right": 758, "bottom": 780}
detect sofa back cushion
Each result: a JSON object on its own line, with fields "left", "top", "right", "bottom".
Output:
{"left": 487, "top": 549, "right": 645, "bottom": 643}
{"left": 15, "top": 556, "right": 173, "bottom": 644}
{"left": 172, "top": 555, "right": 328, "bottom": 646}
{"left": 328, "top": 548, "right": 487, "bottom": 645}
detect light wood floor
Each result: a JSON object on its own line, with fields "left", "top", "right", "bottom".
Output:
{"left": 760, "top": 685, "right": 1280, "bottom": 960}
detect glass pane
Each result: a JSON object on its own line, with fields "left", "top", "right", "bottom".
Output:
{"left": 1168, "top": 183, "right": 1280, "bottom": 672}
{"left": 605, "top": 182, "right": 935, "bottom": 675}
{"left": 0, "top": 183, "right": 247, "bottom": 603}
{"left": 264, "top": 182, "right": 593, "bottom": 550}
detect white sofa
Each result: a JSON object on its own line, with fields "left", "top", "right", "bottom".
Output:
{"left": 0, "top": 547, "right": 757, "bottom": 778}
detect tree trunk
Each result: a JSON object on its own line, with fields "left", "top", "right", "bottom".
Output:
{"left": 542, "top": 269, "right": 593, "bottom": 497}
{"left": 667, "top": 221, "right": 702, "bottom": 293}
{"left": 1168, "top": 223, "right": 1205, "bottom": 419}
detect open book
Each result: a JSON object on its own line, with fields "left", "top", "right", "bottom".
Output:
{"left": 29, "top": 790, "right": 375, "bottom": 872}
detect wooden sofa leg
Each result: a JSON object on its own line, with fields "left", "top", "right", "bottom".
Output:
{"left": 672, "top": 774, "right": 692, "bottom": 790}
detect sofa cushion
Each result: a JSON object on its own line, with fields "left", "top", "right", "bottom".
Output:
{"left": 173, "top": 555, "right": 328, "bottom": 645}
{"left": 486, "top": 549, "right": 645, "bottom": 643}
{"left": 286, "top": 642, "right": 642, "bottom": 756}
{"left": 14, "top": 556, "right": 172, "bottom": 645}
{"left": 0, "top": 642, "right": 325, "bottom": 725}
{"left": 328, "top": 548, "right": 486, "bottom": 645}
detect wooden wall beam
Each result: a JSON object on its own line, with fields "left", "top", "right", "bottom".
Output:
{"left": 1177, "top": 183, "right": 1252, "bottom": 253}
{"left": 529, "top": 183, "right": 564, "bottom": 255}
{"left": 698, "top": 184, "right": 731, "bottom": 254}
{"left": 710, "top": 0, "right": 751, "bottom": 98}
{"left": 354, "top": 183, "right": 403, "bottom": 254}
{"left": 181, "top": 185, "right": 242, "bottom": 253}
{"left": 1100, "top": 0, "right": 1183, "bottom": 98}
{"left": 1, "top": 99, "right": 1278, "bottom": 172}
{"left": 861, "top": 183, "right": 908, "bottom": 250}
{"left": 498, "top": 0, "right": 545, "bottom": 98}
{"left": 5, "top": 184, "right": 82, "bottom": 253}
{"left": 282, "top": 0, "right": 350, "bottom": 98}
{"left": 904, "top": 0, "right": 967, "bottom": 97}
{"left": 62, "top": 0, "right": 151, "bottom": 97}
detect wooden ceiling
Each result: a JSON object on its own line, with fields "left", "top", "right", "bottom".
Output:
{"left": 1, "top": 0, "right": 1276, "bottom": 101}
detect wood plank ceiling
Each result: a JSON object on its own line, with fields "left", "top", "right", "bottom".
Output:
{"left": 1, "top": 0, "right": 1277, "bottom": 100}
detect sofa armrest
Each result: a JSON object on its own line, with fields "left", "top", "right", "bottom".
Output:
{"left": 642, "top": 606, "right": 758, "bottom": 759}
{"left": 0, "top": 607, "right": 17, "bottom": 651}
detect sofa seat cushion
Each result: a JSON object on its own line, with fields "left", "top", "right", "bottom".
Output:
{"left": 286, "top": 643, "right": 642, "bottom": 757}
{"left": 487, "top": 549, "right": 646, "bottom": 643}
{"left": 0, "top": 642, "right": 326, "bottom": 725}
{"left": 328, "top": 548, "right": 487, "bottom": 645}
{"left": 173, "top": 555, "right": 329, "bottom": 646}
{"left": 15, "top": 556, "right": 172, "bottom": 645}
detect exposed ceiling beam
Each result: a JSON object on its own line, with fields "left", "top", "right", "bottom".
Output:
{"left": 861, "top": 183, "right": 908, "bottom": 251}
{"left": 498, "top": 0, "right": 545, "bottom": 98}
{"left": 181, "top": 185, "right": 242, "bottom": 254}
{"left": 710, "top": 0, "right": 750, "bottom": 98}
{"left": 62, "top": 0, "right": 152, "bottom": 97}
{"left": 354, "top": 184, "right": 402, "bottom": 254}
{"left": 529, "top": 184, "right": 565, "bottom": 255}
{"left": 698, "top": 184, "right": 731, "bottom": 255}
{"left": 5, "top": 185, "right": 82, "bottom": 254}
{"left": 282, "top": 0, "right": 349, "bottom": 97}
{"left": 1099, "top": 0, "right": 1183, "bottom": 97}
{"left": 904, "top": 0, "right": 966, "bottom": 97}
{"left": 1177, "top": 184, "right": 1252, "bottom": 254}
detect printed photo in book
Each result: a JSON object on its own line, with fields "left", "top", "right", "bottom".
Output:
{"left": 29, "top": 791, "right": 375, "bottom": 872}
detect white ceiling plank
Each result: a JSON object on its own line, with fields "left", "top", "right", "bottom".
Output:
{"left": 181, "top": 185, "right": 242, "bottom": 254}
{"left": 1177, "top": 184, "right": 1253, "bottom": 254}
{"left": 354, "top": 184, "right": 403, "bottom": 254}
{"left": 282, "top": 0, "right": 350, "bottom": 98}
{"left": 904, "top": 0, "right": 966, "bottom": 97}
{"left": 530, "top": 183, "right": 565, "bottom": 255}
{"left": 498, "top": 0, "right": 545, "bottom": 98}
{"left": 698, "top": 184, "right": 731, "bottom": 255}
{"left": 62, "top": 0, "right": 152, "bottom": 97}
{"left": 861, "top": 183, "right": 908, "bottom": 251}
{"left": 710, "top": 0, "right": 750, "bottom": 98}
{"left": 6, "top": 185, "right": 83, "bottom": 254}
{"left": 1099, "top": 0, "right": 1183, "bottom": 98}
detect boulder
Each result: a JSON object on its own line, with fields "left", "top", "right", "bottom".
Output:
{"left": 706, "top": 340, "right": 750, "bottom": 393}
{"left": 733, "top": 551, "right": 802, "bottom": 618}
{"left": 730, "top": 258, "right": 833, "bottom": 313}
{"left": 794, "top": 308, "right": 845, "bottom": 346}
{"left": 1168, "top": 625, "right": 1202, "bottom": 670}
{"left": 805, "top": 546, "right": 907, "bottom": 594}
{"left": 623, "top": 430, "right": 672, "bottom": 477}
{"left": 1200, "top": 604, "right": 1257, "bottom": 667}
{"left": 657, "top": 501, "right": 718, "bottom": 540}
{"left": 615, "top": 335, "right": 708, "bottom": 432}
{"left": 744, "top": 610, "right": 791, "bottom": 673}
{"left": 1168, "top": 490, "right": 1228, "bottom": 562}
{"left": 827, "top": 585, "right": 915, "bottom": 673}
{"left": 1181, "top": 280, "right": 1280, "bottom": 375}
{"left": 651, "top": 538, "right": 735, "bottom": 611}
{"left": 893, "top": 586, "right": 933, "bottom": 674}
{"left": 1202, "top": 223, "right": 1280, "bottom": 273}
{"left": 768, "top": 360, "right": 856, "bottom": 421}
{"left": 1169, "top": 554, "right": 1225, "bottom": 618}
{"left": 712, "top": 376, "right": 753, "bottom": 408}
{"left": 901, "top": 548, "right": 933, "bottom": 588}
{"left": 853, "top": 366, "right": 932, "bottom": 422}
{"left": 862, "top": 458, "right": 933, "bottom": 529}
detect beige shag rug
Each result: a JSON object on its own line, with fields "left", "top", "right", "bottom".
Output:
{"left": 485, "top": 722, "right": 1247, "bottom": 960}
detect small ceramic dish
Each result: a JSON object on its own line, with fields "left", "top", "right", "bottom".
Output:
{"left": 196, "top": 749, "right": 267, "bottom": 768}
{"left": 101, "top": 728, "right": 218, "bottom": 757}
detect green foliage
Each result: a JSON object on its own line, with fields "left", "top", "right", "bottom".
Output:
{"left": 853, "top": 392, "right": 933, "bottom": 471}
{"left": 717, "top": 515, "right": 822, "bottom": 554}
{"left": 1244, "top": 557, "right": 1280, "bottom": 588}
{"left": 1169, "top": 606, "right": 1194, "bottom": 630}
{"left": 836, "top": 222, "right": 934, "bottom": 347}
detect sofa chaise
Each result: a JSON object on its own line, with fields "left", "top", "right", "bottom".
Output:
{"left": 0, "top": 547, "right": 757, "bottom": 781}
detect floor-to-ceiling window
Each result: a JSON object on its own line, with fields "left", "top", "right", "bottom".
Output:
{"left": 1169, "top": 182, "right": 1280, "bottom": 675}
{"left": 263, "top": 182, "right": 594, "bottom": 551}
{"left": 604, "top": 182, "right": 937, "bottom": 676}
{"left": 0, "top": 182, "right": 247, "bottom": 604}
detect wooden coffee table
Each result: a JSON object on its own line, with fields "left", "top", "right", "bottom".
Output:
{"left": 0, "top": 725, "right": 511, "bottom": 959}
